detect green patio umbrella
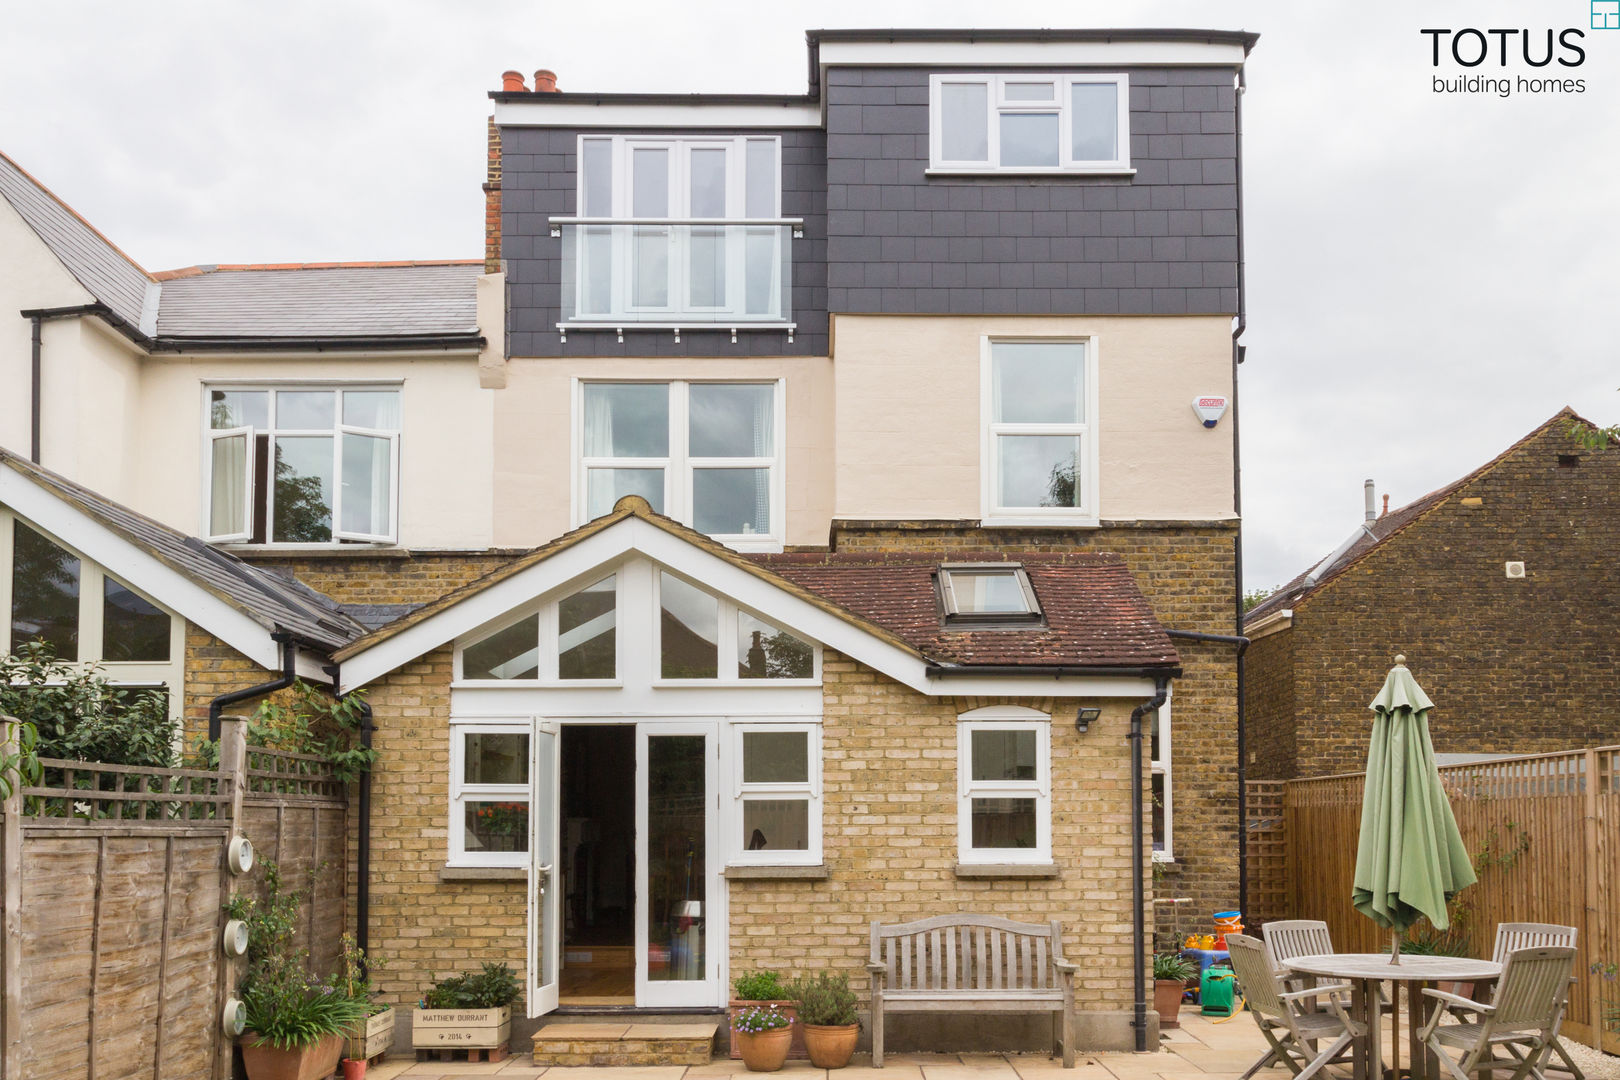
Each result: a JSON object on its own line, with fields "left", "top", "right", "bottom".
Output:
{"left": 1351, "top": 656, "right": 1478, "bottom": 963}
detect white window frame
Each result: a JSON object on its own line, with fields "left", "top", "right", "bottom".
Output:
{"left": 1151, "top": 691, "right": 1174, "bottom": 862}
{"left": 957, "top": 706, "right": 1052, "bottom": 865}
{"left": 929, "top": 73, "right": 1132, "bottom": 175}
{"left": 0, "top": 509, "right": 186, "bottom": 725}
{"left": 453, "top": 573, "right": 621, "bottom": 687}
{"left": 573, "top": 379, "right": 787, "bottom": 552}
{"left": 980, "top": 337, "right": 1099, "bottom": 527}
{"left": 448, "top": 718, "right": 532, "bottom": 868}
{"left": 729, "top": 722, "right": 822, "bottom": 867}
{"left": 571, "top": 134, "right": 788, "bottom": 324}
{"left": 200, "top": 383, "right": 402, "bottom": 547}
{"left": 653, "top": 569, "right": 821, "bottom": 687}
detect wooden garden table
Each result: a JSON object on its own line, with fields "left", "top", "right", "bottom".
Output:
{"left": 1284, "top": 953, "right": 1502, "bottom": 1080}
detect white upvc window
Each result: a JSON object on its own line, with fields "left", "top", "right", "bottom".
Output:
{"left": 203, "top": 385, "right": 401, "bottom": 546}
{"left": 575, "top": 380, "right": 785, "bottom": 551}
{"left": 730, "top": 723, "right": 821, "bottom": 866}
{"left": 454, "top": 574, "right": 619, "bottom": 685}
{"left": 448, "top": 719, "right": 531, "bottom": 867}
{"left": 0, "top": 510, "right": 186, "bottom": 723}
{"left": 981, "top": 339, "right": 1098, "bottom": 526}
{"left": 1151, "top": 691, "right": 1174, "bottom": 861}
{"left": 655, "top": 569, "right": 819, "bottom": 684}
{"left": 957, "top": 706, "right": 1052, "bottom": 865}
{"left": 929, "top": 73, "right": 1131, "bottom": 174}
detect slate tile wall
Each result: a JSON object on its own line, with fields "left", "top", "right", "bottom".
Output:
{"left": 500, "top": 127, "right": 828, "bottom": 357}
{"left": 824, "top": 66, "right": 1241, "bottom": 316}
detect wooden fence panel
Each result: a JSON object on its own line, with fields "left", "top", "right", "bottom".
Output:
{"left": 0, "top": 721, "right": 350, "bottom": 1080}
{"left": 1262, "top": 747, "right": 1620, "bottom": 1054}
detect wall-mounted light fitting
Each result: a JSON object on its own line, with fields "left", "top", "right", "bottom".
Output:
{"left": 1075, "top": 707, "right": 1101, "bottom": 733}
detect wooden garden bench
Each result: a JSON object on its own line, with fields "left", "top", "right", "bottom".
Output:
{"left": 866, "top": 914, "right": 1078, "bottom": 1067}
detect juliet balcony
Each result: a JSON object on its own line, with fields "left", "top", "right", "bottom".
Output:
{"left": 551, "top": 219, "right": 800, "bottom": 342}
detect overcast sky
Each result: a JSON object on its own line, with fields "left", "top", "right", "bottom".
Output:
{"left": 3, "top": 1, "right": 1616, "bottom": 591}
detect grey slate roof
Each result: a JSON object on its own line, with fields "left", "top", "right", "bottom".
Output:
{"left": 153, "top": 263, "right": 483, "bottom": 340}
{"left": 0, "top": 447, "right": 367, "bottom": 653}
{"left": 0, "top": 151, "right": 155, "bottom": 330}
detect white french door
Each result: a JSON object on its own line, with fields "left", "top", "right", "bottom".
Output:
{"left": 526, "top": 720, "right": 559, "bottom": 1017}
{"left": 635, "top": 722, "right": 724, "bottom": 1007}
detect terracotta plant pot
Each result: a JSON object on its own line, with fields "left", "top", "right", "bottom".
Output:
{"left": 240, "top": 1031, "right": 345, "bottom": 1080}
{"left": 342, "top": 1059, "right": 368, "bottom": 1080}
{"left": 736, "top": 1027, "right": 794, "bottom": 1072}
{"left": 728, "top": 1000, "right": 805, "bottom": 1058}
{"left": 802, "top": 1023, "right": 859, "bottom": 1069}
{"left": 1153, "top": 979, "right": 1187, "bottom": 1029}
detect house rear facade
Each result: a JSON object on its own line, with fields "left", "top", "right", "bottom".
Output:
{"left": 0, "top": 26, "right": 1256, "bottom": 1053}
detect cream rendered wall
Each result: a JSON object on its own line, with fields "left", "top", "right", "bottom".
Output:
{"left": 133, "top": 355, "right": 496, "bottom": 549}
{"left": 0, "top": 197, "right": 97, "bottom": 460}
{"left": 492, "top": 356, "right": 835, "bottom": 549}
{"left": 832, "top": 314, "right": 1236, "bottom": 523}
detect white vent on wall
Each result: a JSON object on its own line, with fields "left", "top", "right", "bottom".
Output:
{"left": 1505, "top": 561, "right": 1526, "bottom": 579}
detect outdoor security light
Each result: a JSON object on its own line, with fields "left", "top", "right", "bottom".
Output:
{"left": 1075, "top": 707, "right": 1102, "bottom": 733}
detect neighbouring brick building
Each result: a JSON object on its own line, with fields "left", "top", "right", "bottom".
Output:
{"left": 1, "top": 25, "right": 1261, "bottom": 1058}
{"left": 1244, "top": 409, "right": 1620, "bottom": 780}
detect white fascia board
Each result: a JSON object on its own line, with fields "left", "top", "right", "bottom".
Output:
{"left": 1243, "top": 609, "right": 1293, "bottom": 641}
{"left": 295, "top": 651, "right": 335, "bottom": 683}
{"left": 817, "top": 39, "right": 1249, "bottom": 69}
{"left": 0, "top": 470, "right": 281, "bottom": 670}
{"left": 494, "top": 100, "right": 824, "bottom": 129}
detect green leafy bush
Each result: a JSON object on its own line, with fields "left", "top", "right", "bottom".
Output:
{"left": 790, "top": 972, "right": 859, "bottom": 1027}
{"left": 190, "top": 680, "right": 375, "bottom": 782}
{"left": 0, "top": 642, "right": 174, "bottom": 767}
{"left": 0, "top": 717, "right": 41, "bottom": 800}
{"left": 1152, "top": 952, "right": 1199, "bottom": 983}
{"left": 733, "top": 970, "right": 791, "bottom": 1001}
{"left": 421, "top": 962, "right": 520, "bottom": 1009}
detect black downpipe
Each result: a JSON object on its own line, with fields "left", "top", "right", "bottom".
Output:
{"left": 352, "top": 695, "right": 374, "bottom": 962}
{"left": 29, "top": 315, "right": 41, "bottom": 463}
{"left": 1130, "top": 676, "right": 1170, "bottom": 1052}
{"left": 208, "top": 634, "right": 296, "bottom": 740}
{"left": 1230, "top": 64, "right": 1251, "bottom": 925}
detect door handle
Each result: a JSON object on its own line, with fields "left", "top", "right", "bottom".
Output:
{"left": 536, "top": 863, "right": 553, "bottom": 876}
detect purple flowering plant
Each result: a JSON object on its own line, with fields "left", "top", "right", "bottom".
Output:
{"left": 733, "top": 1003, "right": 794, "bottom": 1034}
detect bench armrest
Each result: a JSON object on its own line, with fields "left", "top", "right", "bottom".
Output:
{"left": 1422, "top": 988, "right": 1493, "bottom": 1014}
{"left": 1280, "top": 983, "right": 1351, "bottom": 1001}
{"left": 1052, "top": 960, "right": 1079, "bottom": 974}
{"left": 866, "top": 962, "right": 888, "bottom": 973}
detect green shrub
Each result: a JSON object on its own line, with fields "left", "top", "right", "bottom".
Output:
{"left": 0, "top": 642, "right": 174, "bottom": 767}
{"left": 241, "top": 974, "right": 368, "bottom": 1050}
{"left": 1153, "top": 952, "right": 1199, "bottom": 983}
{"left": 732, "top": 970, "right": 791, "bottom": 1001}
{"left": 790, "top": 972, "right": 859, "bottom": 1027}
{"left": 421, "top": 962, "right": 521, "bottom": 1009}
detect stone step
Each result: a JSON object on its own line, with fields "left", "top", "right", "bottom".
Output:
{"left": 531, "top": 1021, "right": 718, "bottom": 1067}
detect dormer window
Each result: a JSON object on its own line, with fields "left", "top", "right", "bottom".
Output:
{"left": 937, "top": 564, "right": 1042, "bottom": 627}
{"left": 928, "top": 73, "right": 1131, "bottom": 174}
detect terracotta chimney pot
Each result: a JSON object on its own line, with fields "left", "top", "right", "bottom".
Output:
{"left": 533, "top": 69, "right": 558, "bottom": 93}
{"left": 501, "top": 70, "right": 527, "bottom": 93}
{"left": 1381, "top": 494, "right": 1390, "bottom": 518}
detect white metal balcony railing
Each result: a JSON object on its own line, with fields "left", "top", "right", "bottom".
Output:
{"left": 551, "top": 218, "right": 800, "bottom": 342}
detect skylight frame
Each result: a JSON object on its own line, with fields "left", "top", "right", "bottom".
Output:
{"left": 936, "top": 563, "right": 1044, "bottom": 628}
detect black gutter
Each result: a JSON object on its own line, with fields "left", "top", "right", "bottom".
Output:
{"left": 1130, "top": 676, "right": 1171, "bottom": 1052}
{"left": 489, "top": 91, "right": 818, "bottom": 106}
{"left": 207, "top": 634, "right": 296, "bottom": 740}
{"left": 1230, "top": 61, "right": 1251, "bottom": 925}
{"left": 922, "top": 663, "right": 1182, "bottom": 679}
{"left": 806, "top": 27, "right": 1261, "bottom": 52}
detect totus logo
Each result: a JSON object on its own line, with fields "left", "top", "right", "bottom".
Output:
{"left": 1423, "top": 10, "right": 1593, "bottom": 97}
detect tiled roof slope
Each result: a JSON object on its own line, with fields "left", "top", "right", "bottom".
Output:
{"left": 1245, "top": 408, "right": 1589, "bottom": 625}
{"left": 0, "top": 448, "right": 367, "bottom": 652}
{"left": 153, "top": 262, "right": 483, "bottom": 339}
{"left": 753, "top": 551, "right": 1181, "bottom": 669}
{"left": 0, "top": 151, "right": 153, "bottom": 329}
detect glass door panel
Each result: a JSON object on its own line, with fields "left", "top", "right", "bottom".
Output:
{"left": 527, "top": 721, "right": 559, "bottom": 1016}
{"left": 637, "top": 724, "right": 721, "bottom": 1006}
{"left": 630, "top": 147, "right": 671, "bottom": 309}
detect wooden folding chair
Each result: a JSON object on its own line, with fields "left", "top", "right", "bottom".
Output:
{"left": 1227, "top": 933, "right": 1363, "bottom": 1080}
{"left": 1421, "top": 945, "right": 1576, "bottom": 1080}
{"left": 1445, "top": 924, "right": 1583, "bottom": 1080}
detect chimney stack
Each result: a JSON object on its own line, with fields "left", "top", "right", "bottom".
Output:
{"left": 534, "top": 69, "right": 558, "bottom": 93}
{"left": 501, "top": 70, "right": 527, "bottom": 93}
{"left": 1381, "top": 494, "right": 1389, "bottom": 518}
{"left": 1364, "top": 479, "right": 1376, "bottom": 523}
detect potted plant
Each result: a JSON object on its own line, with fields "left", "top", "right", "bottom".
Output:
{"left": 240, "top": 965, "right": 368, "bottom": 1080}
{"left": 733, "top": 1004, "right": 795, "bottom": 1072}
{"left": 791, "top": 972, "right": 860, "bottom": 1069}
{"left": 329, "top": 934, "right": 393, "bottom": 1070}
{"left": 412, "top": 962, "right": 518, "bottom": 1053}
{"left": 1153, "top": 952, "right": 1199, "bottom": 1029}
{"left": 729, "top": 970, "right": 805, "bottom": 1059}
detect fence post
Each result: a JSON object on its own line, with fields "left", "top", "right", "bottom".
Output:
{"left": 1584, "top": 748, "right": 1602, "bottom": 1049}
{"left": 2, "top": 722, "right": 22, "bottom": 1080}
{"left": 213, "top": 717, "right": 249, "bottom": 1080}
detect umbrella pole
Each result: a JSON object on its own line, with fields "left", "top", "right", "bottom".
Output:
{"left": 1390, "top": 930, "right": 1400, "bottom": 966}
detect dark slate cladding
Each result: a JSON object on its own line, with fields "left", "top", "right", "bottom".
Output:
{"left": 823, "top": 67, "right": 1240, "bottom": 317}
{"left": 501, "top": 127, "right": 828, "bottom": 358}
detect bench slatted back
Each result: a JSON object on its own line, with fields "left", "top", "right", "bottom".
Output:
{"left": 872, "top": 915, "right": 1062, "bottom": 992}
{"left": 1490, "top": 923, "right": 1576, "bottom": 966}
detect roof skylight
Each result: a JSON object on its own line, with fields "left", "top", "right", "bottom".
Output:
{"left": 938, "top": 564, "right": 1042, "bottom": 626}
